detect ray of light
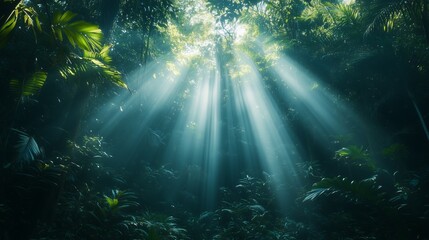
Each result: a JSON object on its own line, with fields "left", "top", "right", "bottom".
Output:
{"left": 86, "top": 10, "right": 380, "bottom": 214}
{"left": 163, "top": 63, "right": 221, "bottom": 209}
{"left": 88, "top": 57, "right": 191, "bottom": 162}
{"left": 255, "top": 39, "right": 380, "bottom": 153}
{"left": 230, "top": 50, "right": 300, "bottom": 207}
{"left": 273, "top": 58, "right": 348, "bottom": 135}
{"left": 254, "top": 40, "right": 363, "bottom": 142}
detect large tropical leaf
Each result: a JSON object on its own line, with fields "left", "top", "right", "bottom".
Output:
{"left": 0, "top": 10, "right": 18, "bottom": 47}
{"left": 0, "top": 1, "right": 41, "bottom": 47}
{"left": 9, "top": 71, "right": 48, "bottom": 97}
{"left": 335, "top": 145, "right": 377, "bottom": 171}
{"left": 304, "top": 176, "right": 385, "bottom": 204}
{"left": 365, "top": 0, "right": 422, "bottom": 35}
{"left": 12, "top": 129, "right": 41, "bottom": 163}
{"left": 83, "top": 45, "right": 113, "bottom": 63}
{"left": 51, "top": 11, "right": 103, "bottom": 51}
{"left": 58, "top": 52, "right": 128, "bottom": 89}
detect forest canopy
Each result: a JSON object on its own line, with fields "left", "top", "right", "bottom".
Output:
{"left": 1, "top": 0, "right": 429, "bottom": 239}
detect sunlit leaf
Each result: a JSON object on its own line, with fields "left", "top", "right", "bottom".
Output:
{"left": 9, "top": 71, "right": 48, "bottom": 96}
{"left": 35, "top": 16, "right": 42, "bottom": 31}
{"left": 0, "top": 13, "right": 17, "bottom": 47}
{"left": 105, "top": 196, "right": 119, "bottom": 208}
{"left": 0, "top": 3, "right": 41, "bottom": 46}
{"left": 365, "top": 0, "right": 420, "bottom": 35}
{"left": 52, "top": 11, "right": 103, "bottom": 51}
{"left": 58, "top": 53, "right": 127, "bottom": 89}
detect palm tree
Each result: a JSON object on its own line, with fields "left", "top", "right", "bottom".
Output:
{"left": 0, "top": 1, "right": 128, "bottom": 152}
{"left": 364, "top": 0, "right": 429, "bottom": 43}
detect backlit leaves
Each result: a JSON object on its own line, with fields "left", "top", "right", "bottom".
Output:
{"left": 58, "top": 50, "right": 127, "bottom": 89}
{"left": 0, "top": 12, "right": 18, "bottom": 47}
{"left": 9, "top": 71, "right": 48, "bottom": 97}
{"left": 0, "top": 0, "right": 41, "bottom": 47}
{"left": 52, "top": 11, "right": 103, "bottom": 51}
{"left": 105, "top": 196, "right": 119, "bottom": 209}
{"left": 364, "top": 0, "right": 422, "bottom": 35}
{"left": 335, "top": 3, "right": 361, "bottom": 26}
{"left": 51, "top": 13, "right": 128, "bottom": 89}
{"left": 83, "top": 45, "right": 113, "bottom": 64}
{"left": 101, "top": 190, "right": 139, "bottom": 213}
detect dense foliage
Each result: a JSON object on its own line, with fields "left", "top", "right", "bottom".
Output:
{"left": 1, "top": 0, "right": 428, "bottom": 239}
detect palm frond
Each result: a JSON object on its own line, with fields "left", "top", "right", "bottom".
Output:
{"left": 0, "top": 9, "right": 18, "bottom": 47}
{"left": 0, "top": 1, "right": 41, "bottom": 47}
{"left": 304, "top": 176, "right": 384, "bottom": 204}
{"left": 84, "top": 45, "right": 113, "bottom": 63}
{"left": 335, "top": 3, "right": 361, "bottom": 27}
{"left": 51, "top": 11, "right": 103, "bottom": 51}
{"left": 9, "top": 71, "right": 48, "bottom": 97}
{"left": 303, "top": 187, "right": 335, "bottom": 201}
{"left": 58, "top": 53, "right": 128, "bottom": 89}
{"left": 365, "top": 0, "right": 422, "bottom": 35}
{"left": 12, "top": 129, "right": 41, "bottom": 163}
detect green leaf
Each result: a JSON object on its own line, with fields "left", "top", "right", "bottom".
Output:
{"left": 0, "top": 4, "right": 41, "bottom": 47}
{"left": 52, "top": 12, "right": 103, "bottom": 51}
{"left": 335, "top": 146, "right": 376, "bottom": 171}
{"left": 9, "top": 71, "right": 48, "bottom": 96}
{"left": 12, "top": 128, "right": 41, "bottom": 163}
{"left": 58, "top": 53, "right": 128, "bottom": 89}
{"left": 84, "top": 45, "right": 112, "bottom": 64}
{"left": 303, "top": 188, "right": 332, "bottom": 201}
{"left": 59, "top": 11, "right": 77, "bottom": 22}
{"left": 304, "top": 176, "right": 384, "bottom": 204}
{"left": 105, "top": 196, "right": 119, "bottom": 209}
{"left": 365, "top": 0, "right": 420, "bottom": 35}
{"left": 0, "top": 13, "right": 18, "bottom": 47}
{"left": 23, "top": 72, "right": 47, "bottom": 96}
{"left": 35, "top": 16, "right": 42, "bottom": 31}
{"left": 9, "top": 79, "right": 22, "bottom": 94}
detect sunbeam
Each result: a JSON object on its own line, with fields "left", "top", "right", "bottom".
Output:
{"left": 86, "top": 1, "right": 378, "bottom": 215}
{"left": 162, "top": 62, "right": 222, "bottom": 209}
{"left": 254, "top": 40, "right": 370, "bottom": 147}
{"left": 89, "top": 58, "right": 191, "bottom": 164}
{"left": 4, "top": 0, "right": 429, "bottom": 238}
{"left": 230, "top": 50, "right": 300, "bottom": 208}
